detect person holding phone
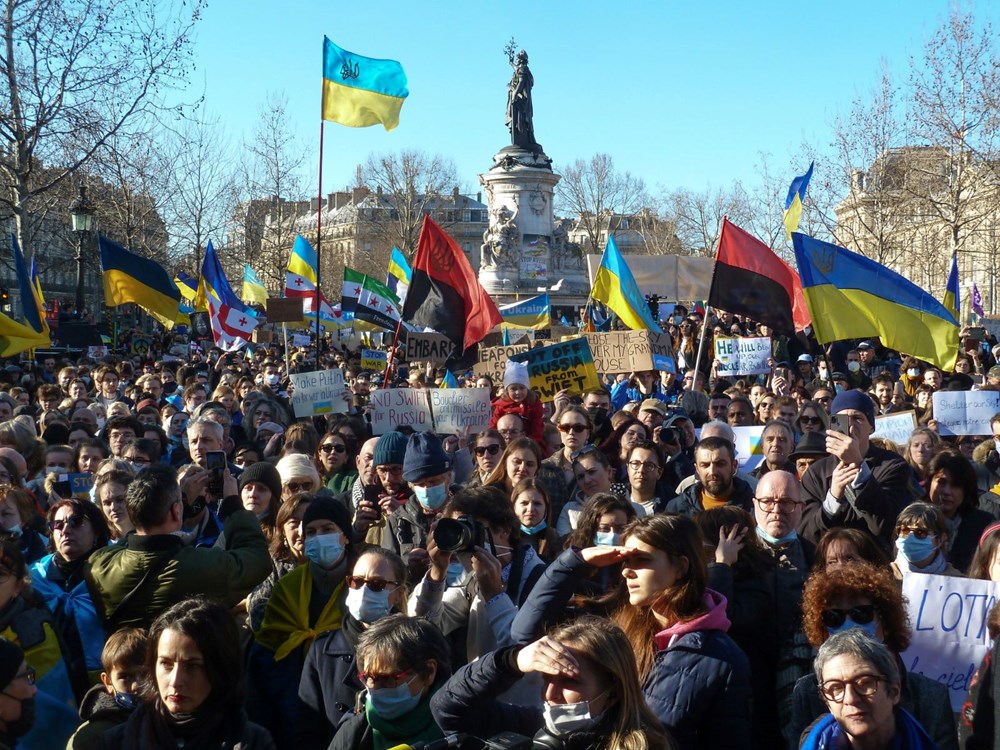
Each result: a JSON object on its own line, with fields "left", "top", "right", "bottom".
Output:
{"left": 798, "top": 391, "right": 916, "bottom": 555}
{"left": 174, "top": 417, "right": 236, "bottom": 548}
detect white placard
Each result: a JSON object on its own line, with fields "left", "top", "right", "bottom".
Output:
{"left": 901, "top": 573, "right": 999, "bottom": 712}
{"left": 428, "top": 388, "right": 491, "bottom": 435}
{"left": 713, "top": 336, "right": 772, "bottom": 376}
{"left": 291, "top": 334, "right": 311, "bottom": 347}
{"left": 370, "top": 388, "right": 434, "bottom": 435}
{"left": 932, "top": 391, "right": 1000, "bottom": 435}
{"left": 731, "top": 425, "right": 765, "bottom": 472}
{"left": 872, "top": 411, "right": 918, "bottom": 445}
{"left": 287, "top": 369, "right": 348, "bottom": 418}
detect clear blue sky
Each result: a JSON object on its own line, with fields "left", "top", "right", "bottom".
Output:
{"left": 190, "top": 0, "right": 996, "bottom": 197}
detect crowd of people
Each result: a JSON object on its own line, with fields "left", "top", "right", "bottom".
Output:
{"left": 0, "top": 307, "right": 999, "bottom": 749}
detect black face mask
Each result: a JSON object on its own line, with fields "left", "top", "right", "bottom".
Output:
{"left": 2, "top": 693, "right": 35, "bottom": 738}
{"left": 586, "top": 407, "right": 608, "bottom": 426}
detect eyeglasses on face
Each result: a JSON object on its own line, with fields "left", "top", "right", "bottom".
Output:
{"left": 376, "top": 465, "right": 404, "bottom": 476}
{"left": 356, "top": 668, "right": 413, "bottom": 690}
{"left": 754, "top": 496, "right": 802, "bottom": 512}
{"left": 897, "top": 525, "right": 932, "bottom": 540}
{"left": 474, "top": 444, "right": 501, "bottom": 457}
{"left": 820, "top": 673, "right": 884, "bottom": 703}
{"left": 319, "top": 443, "right": 346, "bottom": 454}
{"left": 628, "top": 460, "right": 660, "bottom": 473}
{"left": 558, "top": 423, "right": 588, "bottom": 434}
{"left": 50, "top": 515, "right": 89, "bottom": 533}
{"left": 284, "top": 481, "right": 314, "bottom": 494}
{"left": 821, "top": 604, "right": 876, "bottom": 629}
{"left": 11, "top": 666, "right": 35, "bottom": 686}
{"left": 345, "top": 576, "right": 400, "bottom": 593}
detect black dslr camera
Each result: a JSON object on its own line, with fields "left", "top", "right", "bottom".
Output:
{"left": 433, "top": 514, "right": 493, "bottom": 554}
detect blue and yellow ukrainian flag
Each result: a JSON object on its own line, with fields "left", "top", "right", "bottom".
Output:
{"left": 0, "top": 235, "right": 50, "bottom": 355}
{"left": 590, "top": 236, "right": 662, "bottom": 332}
{"left": 499, "top": 293, "right": 550, "bottom": 330}
{"left": 29, "top": 254, "right": 44, "bottom": 309}
{"left": 441, "top": 370, "right": 458, "bottom": 389}
{"left": 242, "top": 264, "right": 269, "bottom": 305}
{"left": 322, "top": 37, "right": 408, "bottom": 131}
{"left": 174, "top": 272, "right": 199, "bottom": 303}
{"left": 386, "top": 247, "right": 411, "bottom": 302}
{"left": 99, "top": 235, "right": 182, "bottom": 329}
{"left": 783, "top": 162, "right": 814, "bottom": 239}
{"left": 793, "top": 232, "right": 959, "bottom": 371}
{"left": 943, "top": 252, "right": 960, "bottom": 321}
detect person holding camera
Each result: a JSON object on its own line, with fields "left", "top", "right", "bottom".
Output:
{"left": 410, "top": 486, "right": 546, "bottom": 700}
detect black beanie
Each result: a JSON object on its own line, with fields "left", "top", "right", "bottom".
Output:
{"left": 301, "top": 496, "right": 355, "bottom": 544}
{"left": 0, "top": 637, "right": 24, "bottom": 690}
{"left": 238, "top": 461, "right": 283, "bottom": 500}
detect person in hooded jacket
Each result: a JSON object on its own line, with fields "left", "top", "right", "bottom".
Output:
{"left": 510, "top": 513, "right": 752, "bottom": 750}
{"left": 0, "top": 636, "right": 37, "bottom": 750}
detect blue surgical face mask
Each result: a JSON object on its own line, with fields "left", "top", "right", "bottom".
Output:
{"left": 756, "top": 526, "right": 798, "bottom": 546}
{"left": 593, "top": 531, "right": 621, "bottom": 547}
{"left": 520, "top": 520, "right": 546, "bottom": 536}
{"left": 114, "top": 692, "right": 138, "bottom": 711}
{"left": 446, "top": 559, "right": 466, "bottom": 585}
{"left": 834, "top": 384, "right": 846, "bottom": 394}
{"left": 907, "top": 368, "right": 921, "bottom": 378}
{"left": 304, "top": 533, "right": 345, "bottom": 569}
{"left": 896, "top": 533, "right": 936, "bottom": 563}
{"left": 345, "top": 584, "right": 392, "bottom": 623}
{"left": 826, "top": 617, "right": 880, "bottom": 640}
{"left": 367, "top": 676, "right": 420, "bottom": 720}
{"left": 413, "top": 483, "right": 447, "bottom": 510}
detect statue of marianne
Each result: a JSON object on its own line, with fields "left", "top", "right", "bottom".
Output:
{"left": 506, "top": 50, "right": 541, "bottom": 153}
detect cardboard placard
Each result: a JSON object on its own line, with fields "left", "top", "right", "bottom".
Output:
{"left": 713, "top": 336, "right": 772, "bottom": 376}
{"left": 404, "top": 332, "right": 455, "bottom": 365}
{"left": 288, "top": 369, "right": 349, "bottom": 417}
{"left": 253, "top": 329, "right": 274, "bottom": 344}
{"left": 872, "top": 410, "right": 918, "bottom": 445}
{"left": 428, "top": 388, "right": 492, "bottom": 434}
{"left": 473, "top": 345, "right": 530, "bottom": 382}
{"left": 932, "top": 391, "right": 1000, "bottom": 435}
{"left": 266, "top": 297, "right": 305, "bottom": 323}
{"left": 369, "top": 388, "right": 434, "bottom": 435}
{"left": 584, "top": 331, "right": 677, "bottom": 374}
{"left": 901, "top": 573, "right": 998, "bottom": 711}
{"left": 361, "top": 349, "right": 388, "bottom": 371}
{"left": 510, "top": 337, "right": 600, "bottom": 402}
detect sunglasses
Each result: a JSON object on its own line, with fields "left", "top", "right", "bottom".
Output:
{"left": 50, "top": 515, "right": 89, "bottom": 533}
{"left": 319, "top": 443, "right": 347, "bottom": 454}
{"left": 558, "top": 423, "right": 588, "bottom": 434}
{"left": 345, "top": 576, "right": 400, "bottom": 593}
{"left": 821, "top": 604, "right": 876, "bottom": 629}
{"left": 897, "top": 526, "right": 932, "bottom": 540}
{"left": 284, "top": 481, "right": 314, "bottom": 494}
{"left": 474, "top": 444, "right": 501, "bottom": 457}
{"left": 800, "top": 416, "right": 823, "bottom": 425}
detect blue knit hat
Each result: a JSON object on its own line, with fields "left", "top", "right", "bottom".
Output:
{"left": 403, "top": 432, "right": 452, "bottom": 482}
{"left": 831, "top": 389, "right": 876, "bottom": 428}
{"left": 373, "top": 430, "right": 408, "bottom": 467}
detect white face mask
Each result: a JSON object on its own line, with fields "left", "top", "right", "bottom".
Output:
{"left": 543, "top": 693, "right": 606, "bottom": 737}
{"left": 345, "top": 584, "right": 393, "bottom": 623}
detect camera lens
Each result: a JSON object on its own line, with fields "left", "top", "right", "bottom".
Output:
{"left": 433, "top": 518, "right": 473, "bottom": 553}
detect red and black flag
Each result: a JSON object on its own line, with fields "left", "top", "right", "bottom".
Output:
{"left": 402, "top": 216, "right": 502, "bottom": 355}
{"left": 708, "top": 218, "right": 811, "bottom": 335}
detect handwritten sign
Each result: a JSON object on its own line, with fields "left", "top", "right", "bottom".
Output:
{"left": 428, "top": 388, "right": 492, "bottom": 434}
{"left": 473, "top": 345, "right": 530, "bottom": 382}
{"left": 932, "top": 391, "right": 1000, "bottom": 435}
{"left": 404, "top": 332, "right": 454, "bottom": 365}
{"left": 511, "top": 338, "right": 600, "bottom": 402}
{"left": 713, "top": 336, "right": 772, "bottom": 376}
{"left": 291, "top": 334, "right": 311, "bottom": 347}
{"left": 360, "top": 349, "right": 388, "bottom": 371}
{"left": 288, "top": 369, "right": 348, "bottom": 418}
{"left": 370, "top": 388, "right": 434, "bottom": 435}
{"left": 872, "top": 411, "right": 917, "bottom": 445}
{"left": 584, "top": 331, "right": 676, "bottom": 374}
{"left": 902, "top": 573, "right": 998, "bottom": 711}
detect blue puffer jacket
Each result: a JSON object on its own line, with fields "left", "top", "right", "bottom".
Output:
{"left": 511, "top": 549, "right": 753, "bottom": 750}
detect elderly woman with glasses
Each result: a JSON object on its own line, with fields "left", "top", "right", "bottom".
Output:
{"left": 800, "top": 629, "right": 937, "bottom": 750}
{"left": 791, "top": 562, "right": 957, "bottom": 749}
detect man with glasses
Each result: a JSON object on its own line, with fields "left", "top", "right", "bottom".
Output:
{"left": 800, "top": 390, "right": 914, "bottom": 554}
{"left": 667, "top": 435, "right": 753, "bottom": 517}
{"left": 496, "top": 414, "right": 525, "bottom": 444}
{"left": 622, "top": 440, "right": 671, "bottom": 515}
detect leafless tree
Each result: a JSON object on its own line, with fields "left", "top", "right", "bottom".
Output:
{"left": 0, "top": 0, "right": 203, "bottom": 259}
{"left": 661, "top": 184, "right": 751, "bottom": 256}
{"left": 556, "top": 154, "right": 649, "bottom": 253}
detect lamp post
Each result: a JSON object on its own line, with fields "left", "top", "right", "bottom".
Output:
{"left": 69, "top": 183, "right": 95, "bottom": 315}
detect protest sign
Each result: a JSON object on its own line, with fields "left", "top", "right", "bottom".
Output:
{"left": 266, "top": 297, "right": 304, "bottom": 323}
{"left": 713, "top": 336, "right": 772, "bottom": 376}
{"left": 291, "top": 334, "right": 311, "bottom": 347}
{"left": 584, "top": 331, "right": 676, "bottom": 374}
{"left": 56, "top": 473, "right": 94, "bottom": 499}
{"left": 872, "top": 411, "right": 917, "bottom": 445}
{"left": 360, "top": 349, "right": 388, "bottom": 371}
{"left": 404, "top": 332, "right": 454, "bottom": 364}
{"left": 87, "top": 345, "right": 108, "bottom": 359}
{"left": 473, "top": 345, "right": 530, "bottom": 382}
{"left": 901, "top": 574, "right": 998, "bottom": 711}
{"left": 288, "top": 369, "right": 348, "bottom": 418}
{"left": 428, "top": 388, "right": 492, "bottom": 434}
{"left": 511, "top": 338, "right": 600, "bottom": 402}
{"left": 369, "top": 388, "right": 434, "bottom": 435}
{"left": 730, "top": 425, "right": 765, "bottom": 472}
{"left": 932, "top": 391, "right": 1000, "bottom": 435}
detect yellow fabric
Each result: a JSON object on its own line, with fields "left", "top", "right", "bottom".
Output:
{"left": 1, "top": 622, "right": 61, "bottom": 677}
{"left": 254, "top": 564, "right": 343, "bottom": 661}
{"left": 701, "top": 493, "right": 728, "bottom": 511}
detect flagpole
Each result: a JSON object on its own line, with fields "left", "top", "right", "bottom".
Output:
{"left": 282, "top": 323, "right": 292, "bottom": 374}
{"left": 314, "top": 120, "right": 325, "bottom": 372}
{"left": 692, "top": 217, "right": 725, "bottom": 379}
